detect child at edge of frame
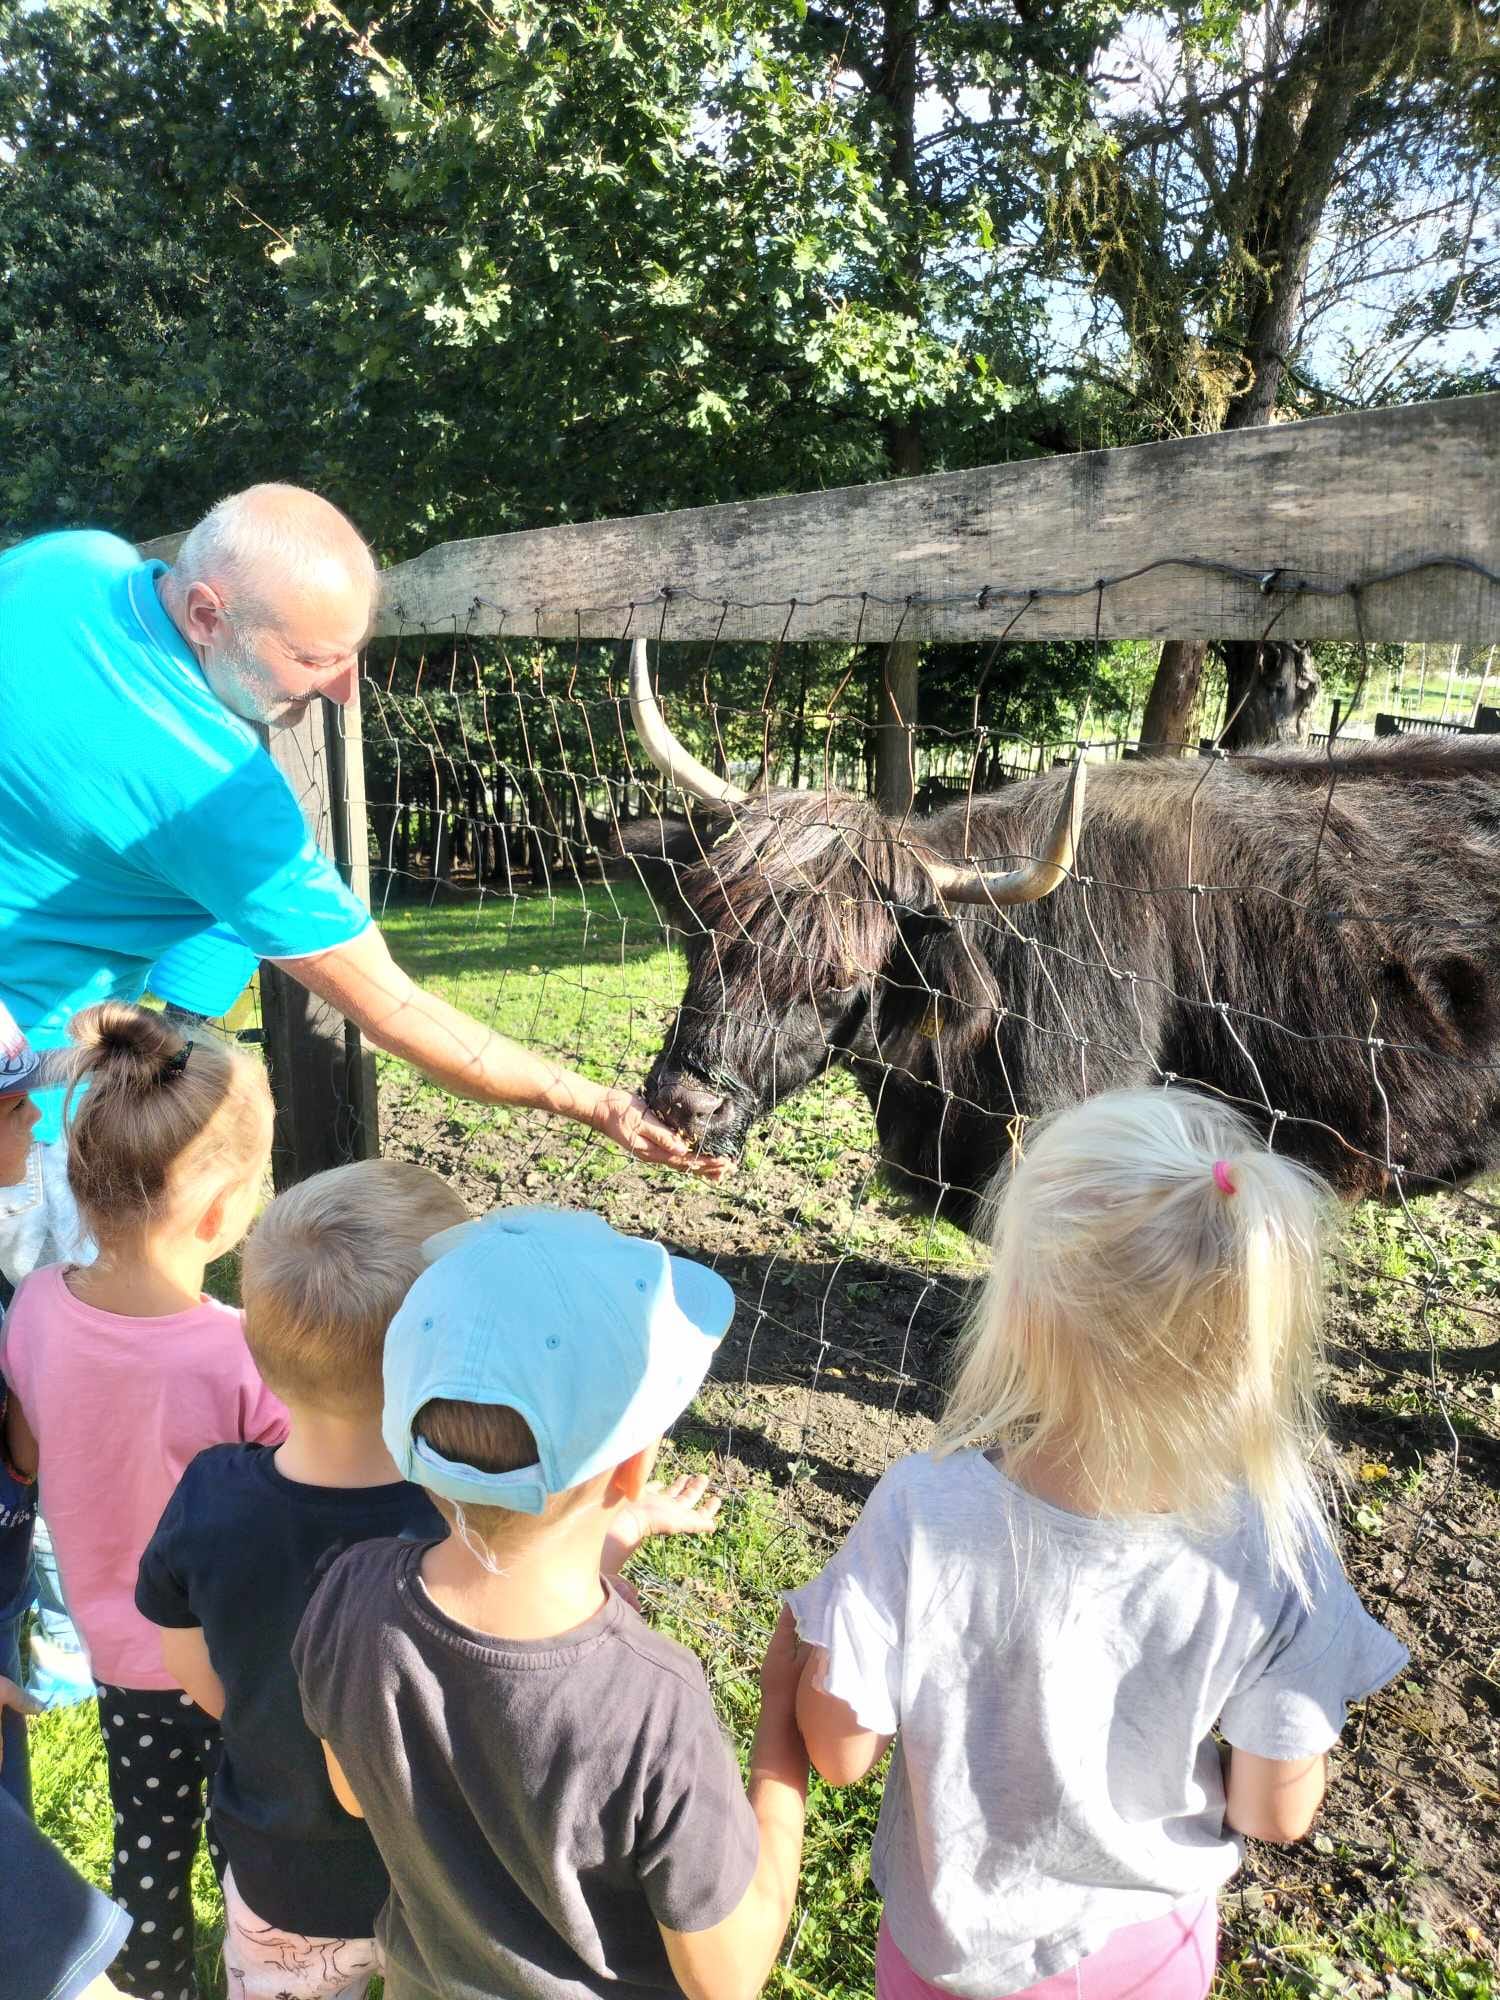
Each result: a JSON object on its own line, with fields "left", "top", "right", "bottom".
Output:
{"left": 788, "top": 1085, "right": 1409, "bottom": 2000}
{"left": 0, "top": 1001, "right": 288, "bottom": 2000}
{"left": 0, "top": 997, "right": 47, "bottom": 1812}
{"left": 135, "top": 1162, "right": 726, "bottom": 2000}
{"left": 293, "top": 1204, "right": 810, "bottom": 2000}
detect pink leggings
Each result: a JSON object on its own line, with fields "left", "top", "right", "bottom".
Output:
{"left": 875, "top": 1898, "right": 1218, "bottom": 2000}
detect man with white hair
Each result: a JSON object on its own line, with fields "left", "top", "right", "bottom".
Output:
{"left": 0, "top": 484, "right": 714, "bottom": 1285}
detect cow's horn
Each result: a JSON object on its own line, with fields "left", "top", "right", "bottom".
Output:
{"left": 629, "top": 638, "right": 749, "bottom": 808}
{"left": 924, "top": 759, "right": 1086, "bottom": 907}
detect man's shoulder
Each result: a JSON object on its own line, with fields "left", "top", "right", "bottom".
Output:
{"left": 0, "top": 529, "right": 138, "bottom": 597}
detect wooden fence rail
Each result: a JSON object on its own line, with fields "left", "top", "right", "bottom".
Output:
{"left": 365, "top": 393, "right": 1500, "bottom": 647}
{"left": 137, "top": 395, "right": 1500, "bottom": 649}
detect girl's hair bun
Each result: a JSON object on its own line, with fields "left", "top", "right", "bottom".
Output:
{"left": 63, "top": 1000, "right": 272, "bottom": 1238}
{"left": 69, "top": 1000, "right": 185, "bottom": 1086}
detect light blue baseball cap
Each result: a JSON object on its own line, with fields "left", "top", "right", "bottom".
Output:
{"left": 382, "top": 1206, "right": 736, "bottom": 1514}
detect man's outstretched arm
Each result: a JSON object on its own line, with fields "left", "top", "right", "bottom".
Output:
{"left": 273, "top": 925, "right": 722, "bottom": 1176}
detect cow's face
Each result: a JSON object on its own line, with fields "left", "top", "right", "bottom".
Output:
{"left": 644, "top": 941, "right": 873, "bottom": 1157}
{"left": 622, "top": 638, "right": 1084, "bottom": 1156}
{"left": 624, "top": 792, "right": 931, "bottom": 1156}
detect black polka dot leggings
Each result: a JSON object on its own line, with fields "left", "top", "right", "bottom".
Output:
{"left": 96, "top": 1684, "right": 224, "bottom": 2000}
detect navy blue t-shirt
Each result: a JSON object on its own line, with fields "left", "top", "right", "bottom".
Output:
{"left": 0, "top": 1369, "right": 39, "bottom": 1807}
{"left": 135, "top": 1443, "right": 441, "bottom": 1937}
{"left": 0, "top": 1371, "right": 38, "bottom": 1624}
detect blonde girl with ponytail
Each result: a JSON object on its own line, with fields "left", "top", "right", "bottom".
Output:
{"left": 787, "top": 1087, "right": 1407, "bottom": 2000}
{"left": 1, "top": 1002, "right": 286, "bottom": 2000}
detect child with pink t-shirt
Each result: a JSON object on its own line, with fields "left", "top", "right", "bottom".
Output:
{"left": 2, "top": 1002, "right": 286, "bottom": 2000}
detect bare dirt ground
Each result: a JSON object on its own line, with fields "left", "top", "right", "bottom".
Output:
{"left": 385, "top": 1091, "right": 1500, "bottom": 1973}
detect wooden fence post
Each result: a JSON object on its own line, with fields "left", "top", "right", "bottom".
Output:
{"left": 259, "top": 689, "right": 379, "bottom": 1191}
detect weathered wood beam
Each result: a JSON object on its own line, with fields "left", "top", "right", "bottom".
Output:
{"left": 139, "top": 393, "right": 1500, "bottom": 646}
{"left": 370, "top": 394, "right": 1500, "bottom": 645}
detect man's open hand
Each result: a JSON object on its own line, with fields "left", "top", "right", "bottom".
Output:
{"left": 592, "top": 1087, "right": 727, "bottom": 1179}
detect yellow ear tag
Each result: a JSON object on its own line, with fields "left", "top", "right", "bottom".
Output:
{"left": 917, "top": 1001, "right": 945, "bottom": 1039}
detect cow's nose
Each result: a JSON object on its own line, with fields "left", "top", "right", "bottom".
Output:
{"left": 653, "top": 1074, "right": 729, "bottom": 1138}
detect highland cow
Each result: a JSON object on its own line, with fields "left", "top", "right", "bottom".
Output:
{"left": 626, "top": 642, "right": 1500, "bottom": 1232}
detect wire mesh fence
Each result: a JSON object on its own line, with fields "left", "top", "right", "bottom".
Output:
{"left": 263, "top": 565, "right": 1500, "bottom": 1982}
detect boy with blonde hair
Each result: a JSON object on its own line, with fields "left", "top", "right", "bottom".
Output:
{"left": 137, "top": 1165, "right": 722, "bottom": 2000}
{"left": 294, "top": 1206, "right": 809, "bottom": 2000}
{"left": 135, "top": 1160, "right": 460, "bottom": 1999}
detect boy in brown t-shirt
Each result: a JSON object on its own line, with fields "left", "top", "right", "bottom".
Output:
{"left": 294, "top": 1207, "right": 808, "bottom": 2000}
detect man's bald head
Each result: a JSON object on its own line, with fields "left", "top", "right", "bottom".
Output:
{"left": 176, "top": 483, "right": 377, "bottom": 626}
{"left": 164, "top": 484, "right": 378, "bottom": 725}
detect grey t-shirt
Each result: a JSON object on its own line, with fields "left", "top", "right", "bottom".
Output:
{"left": 787, "top": 1450, "right": 1407, "bottom": 1997}
{"left": 294, "top": 1537, "right": 759, "bottom": 2000}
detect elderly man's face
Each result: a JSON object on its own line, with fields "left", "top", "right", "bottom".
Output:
{"left": 198, "top": 567, "right": 373, "bottom": 727}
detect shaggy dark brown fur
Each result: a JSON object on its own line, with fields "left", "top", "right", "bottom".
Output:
{"left": 633, "top": 737, "right": 1500, "bottom": 1228}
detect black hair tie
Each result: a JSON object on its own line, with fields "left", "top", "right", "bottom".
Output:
{"left": 160, "top": 1042, "right": 193, "bottom": 1081}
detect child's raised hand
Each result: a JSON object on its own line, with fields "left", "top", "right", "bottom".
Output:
{"left": 603, "top": 1475, "right": 725, "bottom": 1591}
{"left": 631, "top": 1474, "right": 724, "bottom": 1541}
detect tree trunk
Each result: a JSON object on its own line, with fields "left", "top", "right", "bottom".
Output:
{"left": 1439, "top": 643, "right": 1461, "bottom": 723}
{"left": 395, "top": 802, "right": 411, "bottom": 891}
{"left": 872, "top": 0, "right": 923, "bottom": 816}
{"left": 428, "top": 765, "right": 447, "bottom": 896}
{"left": 1219, "top": 641, "right": 1320, "bottom": 749}
{"left": 789, "top": 647, "right": 809, "bottom": 789}
{"left": 876, "top": 424, "right": 923, "bottom": 812}
{"left": 1470, "top": 645, "right": 1497, "bottom": 726}
{"left": 1137, "top": 0, "right": 1389, "bottom": 748}
{"left": 1139, "top": 641, "right": 1208, "bottom": 755}
{"left": 1222, "top": 0, "right": 1389, "bottom": 435}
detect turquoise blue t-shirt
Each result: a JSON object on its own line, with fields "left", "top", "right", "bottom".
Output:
{"left": 0, "top": 530, "right": 370, "bottom": 1138}
{"left": 149, "top": 924, "right": 261, "bottom": 1020}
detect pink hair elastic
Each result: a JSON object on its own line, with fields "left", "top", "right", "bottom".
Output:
{"left": 1212, "top": 1159, "right": 1236, "bottom": 1196}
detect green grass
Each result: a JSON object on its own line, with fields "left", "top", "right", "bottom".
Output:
{"left": 1218, "top": 1910, "right": 1495, "bottom": 1998}
{"left": 27, "top": 882, "right": 1499, "bottom": 1997}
